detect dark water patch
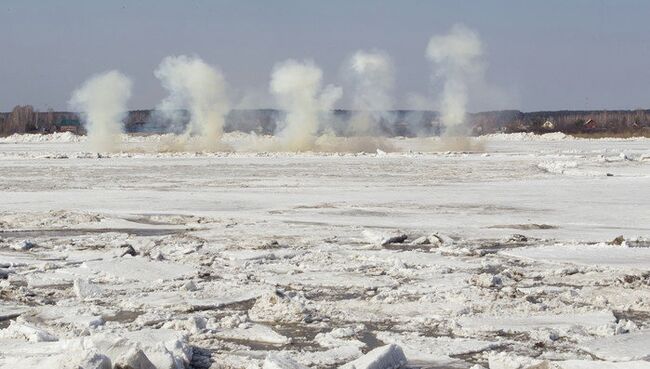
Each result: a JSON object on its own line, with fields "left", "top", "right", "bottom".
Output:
{"left": 383, "top": 244, "right": 439, "bottom": 252}
{"left": 214, "top": 322, "right": 324, "bottom": 351}
{"left": 613, "top": 309, "right": 650, "bottom": 328}
{"left": 304, "top": 287, "right": 366, "bottom": 302}
{"left": 126, "top": 217, "right": 177, "bottom": 226}
{"left": 189, "top": 345, "right": 213, "bottom": 369}
{"left": 126, "top": 213, "right": 215, "bottom": 226}
{"left": 471, "top": 241, "right": 531, "bottom": 254}
{"left": 0, "top": 312, "right": 21, "bottom": 327}
{"left": 188, "top": 298, "right": 258, "bottom": 312}
{"left": 449, "top": 342, "right": 508, "bottom": 368}
{"left": 222, "top": 298, "right": 257, "bottom": 311}
{"left": 272, "top": 322, "right": 328, "bottom": 350}
{"left": 358, "top": 330, "right": 383, "bottom": 351}
{"left": 215, "top": 337, "right": 286, "bottom": 351}
{"left": 282, "top": 220, "right": 333, "bottom": 227}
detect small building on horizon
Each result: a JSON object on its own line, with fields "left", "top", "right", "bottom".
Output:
{"left": 57, "top": 118, "right": 83, "bottom": 134}
{"left": 542, "top": 120, "right": 556, "bottom": 130}
{"left": 584, "top": 118, "right": 598, "bottom": 130}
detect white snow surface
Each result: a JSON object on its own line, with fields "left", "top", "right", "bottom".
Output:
{"left": 0, "top": 133, "right": 649, "bottom": 368}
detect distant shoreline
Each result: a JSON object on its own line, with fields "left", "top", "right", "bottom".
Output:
{"left": 1, "top": 108, "right": 649, "bottom": 137}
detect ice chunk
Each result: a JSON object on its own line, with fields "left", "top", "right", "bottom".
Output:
{"left": 581, "top": 329, "right": 650, "bottom": 361}
{"left": 185, "top": 315, "right": 207, "bottom": 334}
{"left": 74, "top": 278, "right": 103, "bottom": 299}
{"left": 263, "top": 352, "right": 308, "bottom": 369}
{"left": 363, "top": 230, "right": 408, "bottom": 246}
{"left": 123, "top": 329, "right": 192, "bottom": 368}
{"left": 0, "top": 321, "right": 58, "bottom": 342}
{"left": 0, "top": 304, "right": 29, "bottom": 321}
{"left": 470, "top": 273, "right": 503, "bottom": 288}
{"left": 558, "top": 360, "right": 650, "bottom": 369}
{"left": 429, "top": 233, "right": 453, "bottom": 245}
{"left": 409, "top": 236, "right": 431, "bottom": 245}
{"left": 114, "top": 347, "right": 156, "bottom": 369}
{"left": 182, "top": 280, "right": 198, "bottom": 291}
{"left": 33, "top": 306, "right": 105, "bottom": 329}
{"left": 375, "top": 331, "right": 498, "bottom": 363}
{"left": 340, "top": 344, "right": 407, "bottom": 369}
{"left": 88, "top": 329, "right": 191, "bottom": 369}
{"left": 488, "top": 352, "right": 547, "bottom": 369}
{"left": 80, "top": 258, "right": 195, "bottom": 282}
{"left": 502, "top": 244, "right": 650, "bottom": 270}
{"left": 77, "top": 351, "right": 112, "bottom": 369}
{"left": 458, "top": 311, "right": 615, "bottom": 334}
{"left": 314, "top": 326, "right": 365, "bottom": 349}
{"left": 215, "top": 323, "right": 290, "bottom": 345}
{"left": 294, "top": 345, "right": 362, "bottom": 367}
{"left": 11, "top": 240, "right": 36, "bottom": 251}
{"left": 623, "top": 236, "right": 650, "bottom": 248}
{"left": 249, "top": 290, "right": 312, "bottom": 323}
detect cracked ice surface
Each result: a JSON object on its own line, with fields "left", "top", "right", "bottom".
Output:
{"left": 0, "top": 133, "right": 650, "bottom": 368}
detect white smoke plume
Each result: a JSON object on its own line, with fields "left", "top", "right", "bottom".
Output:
{"left": 270, "top": 59, "right": 342, "bottom": 151}
{"left": 69, "top": 70, "right": 132, "bottom": 152}
{"left": 154, "top": 55, "right": 230, "bottom": 150}
{"left": 346, "top": 50, "right": 394, "bottom": 136}
{"left": 426, "top": 24, "right": 484, "bottom": 131}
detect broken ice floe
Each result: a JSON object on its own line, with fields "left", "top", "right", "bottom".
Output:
{"left": 340, "top": 344, "right": 407, "bottom": 369}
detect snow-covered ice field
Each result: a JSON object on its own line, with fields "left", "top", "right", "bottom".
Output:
{"left": 0, "top": 132, "right": 649, "bottom": 369}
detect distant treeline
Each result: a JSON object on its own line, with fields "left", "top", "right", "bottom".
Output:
{"left": 1, "top": 105, "right": 650, "bottom": 137}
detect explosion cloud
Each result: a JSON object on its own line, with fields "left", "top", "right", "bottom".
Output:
{"left": 155, "top": 55, "right": 230, "bottom": 150}
{"left": 270, "top": 59, "right": 342, "bottom": 151}
{"left": 346, "top": 50, "right": 394, "bottom": 136}
{"left": 426, "top": 24, "right": 484, "bottom": 131}
{"left": 69, "top": 70, "right": 132, "bottom": 152}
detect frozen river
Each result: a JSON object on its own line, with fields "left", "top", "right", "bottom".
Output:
{"left": 0, "top": 133, "right": 649, "bottom": 368}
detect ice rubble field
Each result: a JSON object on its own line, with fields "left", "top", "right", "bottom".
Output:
{"left": 0, "top": 132, "right": 649, "bottom": 369}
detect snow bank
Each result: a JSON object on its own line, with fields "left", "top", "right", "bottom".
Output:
{"left": 0, "top": 132, "right": 82, "bottom": 143}
{"left": 481, "top": 132, "right": 650, "bottom": 142}
{"left": 481, "top": 132, "right": 571, "bottom": 141}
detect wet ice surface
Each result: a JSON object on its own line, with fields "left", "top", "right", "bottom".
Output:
{"left": 0, "top": 133, "right": 649, "bottom": 369}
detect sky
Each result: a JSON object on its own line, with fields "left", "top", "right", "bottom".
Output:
{"left": 2, "top": 0, "right": 650, "bottom": 112}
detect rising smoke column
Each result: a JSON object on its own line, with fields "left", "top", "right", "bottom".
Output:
{"left": 69, "top": 71, "right": 132, "bottom": 152}
{"left": 346, "top": 50, "right": 394, "bottom": 136}
{"left": 270, "top": 60, "right": 341, "bottom": 151}
{"left": 426, "top": 24, "right": 484, "bottom": 132}
{"left": 155, "top": 55, "right": 230, "bottom": 150}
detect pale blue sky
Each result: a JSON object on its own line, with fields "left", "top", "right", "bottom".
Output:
{"left": 2, "top": 0, "right": 650, "bottom": 111}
